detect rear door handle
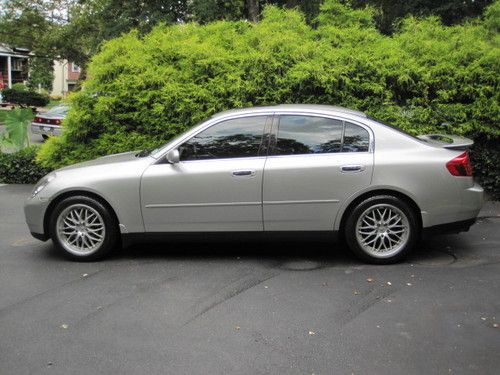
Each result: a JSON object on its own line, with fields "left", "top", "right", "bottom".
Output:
{"left": 341, "top": 165, "right": 365, "bottom": 172}
{"left": 232, "top": 170, "right": 255, "bottom": 177}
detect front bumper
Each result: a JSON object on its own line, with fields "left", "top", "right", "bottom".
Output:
{"left": 31, "top": 123, "right": 62, "bottom": 136}
{"left": 24, "top": 196, "right": 50, "bottom": 241}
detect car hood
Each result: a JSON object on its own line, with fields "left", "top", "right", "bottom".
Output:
{"left": 57, "top": 151, "right": 142, "bottom": 171}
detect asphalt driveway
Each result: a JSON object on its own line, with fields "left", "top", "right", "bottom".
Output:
{"left": 0, "top": 184, "right": 499, "bottom": 375}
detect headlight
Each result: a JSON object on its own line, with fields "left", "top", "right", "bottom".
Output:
{"left": 31, "top": 174, "right": 55, "bottom": 198}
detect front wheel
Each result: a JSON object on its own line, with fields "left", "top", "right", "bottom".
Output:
{"left": 344, "top": 195, "right": 419, "bottom": 264}
{"left": 49, "top": 195, "right": 119, "bottom": 261}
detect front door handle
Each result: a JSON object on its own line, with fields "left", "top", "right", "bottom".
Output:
{"left": 232, "top": 170, "right": 256, "bottom": 177}
{"left": 341, "top": 165, "right": 365, "bottom": 172}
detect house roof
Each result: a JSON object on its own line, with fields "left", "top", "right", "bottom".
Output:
{"left": 0, "top": 43, "right": 30, "bottom": 58}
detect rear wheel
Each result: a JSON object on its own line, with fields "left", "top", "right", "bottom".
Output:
{"left": 49, "top": 195, "right": 119, "bottom": 261}
{"left": 345, "top": 195, "right": 419, "bottom": 264}
{"left": 42, "top": 134, "right": 49, "bottom": 140}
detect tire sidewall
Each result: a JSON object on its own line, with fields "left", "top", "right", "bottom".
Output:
{"left": 345, "top": 195, "right": 419, "bottom": 264}
{"left": 49, "top": 195, "right": 118, "bottom": 261}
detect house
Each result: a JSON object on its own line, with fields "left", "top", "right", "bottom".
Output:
{"left": 51, "top": 60, "right": 81, "bottom": 97}
{"left": 0, "top": 43, "right": 29, "bottom": 90}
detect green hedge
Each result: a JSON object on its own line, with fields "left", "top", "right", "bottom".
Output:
{"left": 0, "top": 146, "right": 50, "bottom": 184}
{"left": 1, "top": 88, "right": 50, "bottom": 108}
{"left": 470, "top": 139, "right": 500, "bottom": 200}
{"left": 37, "top": 0, "right": 499, "bottom": 197}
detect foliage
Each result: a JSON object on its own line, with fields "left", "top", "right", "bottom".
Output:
{"left": 0, "top": 3, "right": 56, "bottom": 88}
{"left": 4, "top": 0, "right": 491, "bottom": 73}
{"left": 191, "top": 0, "right": 244, "bottom": 23}
{"left": 0, "top": 146, "right": 50, "bottom": 184}
{"left": 349, "top": 0, "right": 495, "bottom": 34}
{"left": 11, "top": 83, "right": 27, "bottom": 91}
{"left": 1, "top": 88, "right": 50, "bottom": 108}
{"left": 26, "top": 57, "right": 54, "bottom": 91}
{"left": 470, "top": 138, "right": 500, "bottom": 200}
{"left": 0, "top": 108, "right": 33, "bottom": 152}
{"left": 36, "top": 1, "right": 499, "bottom": 196}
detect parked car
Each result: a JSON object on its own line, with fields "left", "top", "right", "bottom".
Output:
{"left": 31, "top": 104, "right": 69, "bottom": 139}
{"left": 24, "top": 104, "right": 483, "bottom": 263}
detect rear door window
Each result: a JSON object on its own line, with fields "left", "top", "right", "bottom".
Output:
{"left": 273, "top": 115, "right": 370, "bottom": 155}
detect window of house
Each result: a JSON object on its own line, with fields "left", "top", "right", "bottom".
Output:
{"left": 71, "top": 63, "right": 81, "bottom": 73}
{"left": 11, "top": 58, "right": 23, "bottom": 71}
{"left": 273, "top": 115, "right": 370, "bottom": 155}
{"left": 179, "top": 116, "right": 267, "bottom": 161}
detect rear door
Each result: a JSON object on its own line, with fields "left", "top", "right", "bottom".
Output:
{"left": 263, "top": 114, "right": 374, "bottom": 231}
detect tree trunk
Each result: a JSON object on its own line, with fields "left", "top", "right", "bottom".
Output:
{"left": 246, "top": 0, "right": 259, "bottom": 22}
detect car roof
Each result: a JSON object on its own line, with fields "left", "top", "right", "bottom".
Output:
{"left": 211, "top": 104, "right": 367, "bottom": 119}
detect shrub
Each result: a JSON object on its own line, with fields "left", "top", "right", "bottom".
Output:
{"left": 0, "top": 146, "right": 50, "bottom": 184}
{"left": 11, "top": 83, "right": 28, "bottom": 92}
{"left": 37, "top": 0, "right": 500, "bottom": 197}
{"left": 1, "top": 88, "right": 50, "bottom": 108}
{"left": 470, "top": 138, "right": 500, "bottom": 200}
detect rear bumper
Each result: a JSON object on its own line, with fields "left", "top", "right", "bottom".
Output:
{"left": 31, "top": 123, "right": 62, "bottom": 136}
{"left": 421, "top": 182, "right": 483, "bottom": 228}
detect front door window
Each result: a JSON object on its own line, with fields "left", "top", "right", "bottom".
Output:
{"left": 180, "top": 116, "right": 267, "bottom": 161}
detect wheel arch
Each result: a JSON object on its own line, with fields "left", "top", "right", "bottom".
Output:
{"left": 336, "top": 188, "right": 423, "bottom": 240}
{"left": 43, "top": 190, "right": 120, "bottom": 237}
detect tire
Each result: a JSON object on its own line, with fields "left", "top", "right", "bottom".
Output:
{"left": 344, "top": 195, "right": 419, "bottom": 264}
{"left": 42, "top": 134, "right": 49, "bottom": 140}
{"left": 49, "top": 195, "right": 119, "bottom": 261}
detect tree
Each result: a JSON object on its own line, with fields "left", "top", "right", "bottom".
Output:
{"left": 0, "top": 4, "right": 55, "bottom": 90}
{"left": 349, "top": 0, "right": 495, "bottom": 33}
{"left": 247, "top": 0, "right": 259, "bottom": 21}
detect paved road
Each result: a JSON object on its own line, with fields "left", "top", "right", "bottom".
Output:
{"left": 1, "top": 184, "right": 499, "bottom": 375}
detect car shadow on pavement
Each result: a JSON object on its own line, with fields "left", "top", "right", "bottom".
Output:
{"left": 37, "top": 231, "right": 489, "bottom": 269}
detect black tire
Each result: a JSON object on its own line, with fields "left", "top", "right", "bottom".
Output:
{"left": 49, "top": 195, "right": 119, "bottom": 261}
{"left": 42, "top": 134, "right": 49, "bottom": 140}
{"left": 344, "top": 195, "right": 419, "bottom": 264}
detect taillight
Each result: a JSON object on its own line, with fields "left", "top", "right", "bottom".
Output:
{"left": 54, "top": 119, "right": 61, "bottom": 125}
{"left": 34, "top": 117, "right": 42, "bottom": 123}
{"left": 446, "top": 152, "right": 472, "bottom": 177}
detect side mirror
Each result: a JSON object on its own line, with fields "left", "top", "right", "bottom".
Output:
{"left": 166, "top": 149, "right": 180, "bottom": 164}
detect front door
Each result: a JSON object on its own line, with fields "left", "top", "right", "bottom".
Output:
{"left": 263, "top": 115, "right": 374, "bottom": 231}
{"left": 141, "top": 115, "right": 270, "bottom": 232}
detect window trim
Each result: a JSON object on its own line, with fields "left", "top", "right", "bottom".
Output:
{"left": 153, "top": 110, "right": 374, "bottom": 164}
{"left": 268, "top": 113, "right": 373, "bottom": 157}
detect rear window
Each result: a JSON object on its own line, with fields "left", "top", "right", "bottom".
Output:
{"left": 368, "top": 116, "right": 422, "bottom": 141}
{"left": 46, "top": 105, "right": 69, "bottom": 117}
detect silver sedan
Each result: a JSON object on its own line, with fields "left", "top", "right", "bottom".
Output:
{"left": 24, "top": 105, "right": 483, "bottom": 263}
